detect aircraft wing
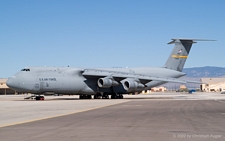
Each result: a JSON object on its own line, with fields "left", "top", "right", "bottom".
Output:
{"left": 82, "top": 69, "right": 202, "bottom": 84}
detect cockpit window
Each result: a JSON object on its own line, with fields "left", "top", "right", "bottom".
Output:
{"left": 21, "top": 69, "right": 30, "bottom": 71}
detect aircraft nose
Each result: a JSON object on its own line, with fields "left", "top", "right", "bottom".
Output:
{"left": 6, "top": 76, "right": 18, "bottom": 89}
{"left": 6, "top": 77, "right": 14, "bottom": 88}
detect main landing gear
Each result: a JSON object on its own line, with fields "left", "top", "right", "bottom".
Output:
{"left": 79, "top": 93, "right": 124, "bottom": 99}
{"left": 94, "top": 93, "right": 102, "bottom": 99}
{"left": 79, "top": 95, "right": 92, "bottom": 99}
{"left": 111, "top": 93, "right": 123, "bottom": 99}
{"left": 93, "top": 93, "right": 123, "bottom": 99}
{"left": 93, "top": 93, "right": 109, "bottom": 99}
{"left": 102, "top": 93, "right": 109, "bottom": 99}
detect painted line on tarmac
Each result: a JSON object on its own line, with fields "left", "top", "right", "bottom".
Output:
{"left": 122, "top": 105, "right": 142, "bottom": 106}
{"left": 0, "top": 100, "right": 130, "bottom": 128}
{"left": 217, "top": 100, "right": 225, "bottom": 104}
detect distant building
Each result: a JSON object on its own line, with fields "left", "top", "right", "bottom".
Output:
{"left": 201, "top": 78, "right": 225, "bottom": 92}
{"left": 142, "top": 86, "right": 167, "bottom": 94}
{"left": 151, "top": 86, "right": 167, "bottom": 92}
{"left": 179, "top": 85, "right": 187, "bottom": 90}
{"left": 0, "top": 79, "right": 16, "bottom": 95}
{"left": 141, "top": 90, "right": 151, "bottom": 94}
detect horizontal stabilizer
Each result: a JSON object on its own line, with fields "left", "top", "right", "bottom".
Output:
{"left": 168, "top": 38, "right": 216, "bottom": 44}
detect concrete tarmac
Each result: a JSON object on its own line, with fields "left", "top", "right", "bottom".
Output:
{"left": 0, "top": 93, "right": 225, "bottom": 141}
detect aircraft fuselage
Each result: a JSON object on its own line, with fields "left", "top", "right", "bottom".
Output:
{"left": 6, "top": 67, "right": 185, "bottom": 95}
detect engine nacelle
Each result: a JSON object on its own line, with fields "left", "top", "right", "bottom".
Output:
{"left": 121, "top": 78, "right": 145, "bottom": 91}
{"left": 97, "top": 77, "right": 119, "bottom": 88}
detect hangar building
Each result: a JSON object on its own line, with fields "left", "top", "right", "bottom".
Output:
{"left": 201, "top": 78, "right": 225, "bottom": 92}
{"left": 0, "top": 79, "right": 16, "bottom": 95}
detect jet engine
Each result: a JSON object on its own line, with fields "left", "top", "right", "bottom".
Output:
{"left": 121, "top": 78, "right": 145, "bottom": 91}
{"left": 97, "top": 77, "right": 119, "bottom": 88}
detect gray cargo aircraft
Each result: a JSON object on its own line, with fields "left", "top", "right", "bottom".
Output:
{"left": 6, "top": 39, "right": 211, "bottom": 100}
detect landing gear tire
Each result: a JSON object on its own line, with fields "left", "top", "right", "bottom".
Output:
{"left": 111, "top": 93, "right": 123, "bottom": 99}
{"left": 111, "top": 93, "right": 117, "bottom": 99}
{"left": 79, "top": 95, "right": 84, "bottom": 99}
{"left": 102, "top": 93, "right": 109, "bottom": 99}
{"left": 87, "top": 95, "right": 92, "bottom": 99}
{"left": 35, "top": 95, "right": 45, "bottom": 100}
{"left": 118, "top": 94, "right": 123, "bottom": 99}
{"left": 79, "top": 95, "right": 92, "bottom": 99}
{"left": 94, "top": 93, "right": 102, "bottom": 99}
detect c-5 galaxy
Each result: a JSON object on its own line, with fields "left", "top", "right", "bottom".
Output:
{"left": 6, "top": 38, "right": 211, "bottom": 100}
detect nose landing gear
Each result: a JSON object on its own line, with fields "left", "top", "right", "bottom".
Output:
{"left": 35, "top": 95, "right": 45, "bottom": 100}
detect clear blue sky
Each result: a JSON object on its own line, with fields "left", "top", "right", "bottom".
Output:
{"left": 0, "top": 0, "right": 224, "bottom": 78}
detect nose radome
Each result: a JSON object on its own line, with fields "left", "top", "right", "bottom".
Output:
{"left": 6, "top": 77, "right": 13, "bottom": 88}
{"left": 6, "top": 76, "right": 18, "bottom": 89}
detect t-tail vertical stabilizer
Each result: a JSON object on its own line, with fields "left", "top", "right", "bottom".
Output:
{"left": 164, "top": 38, "right": 215, "bottom": 72}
